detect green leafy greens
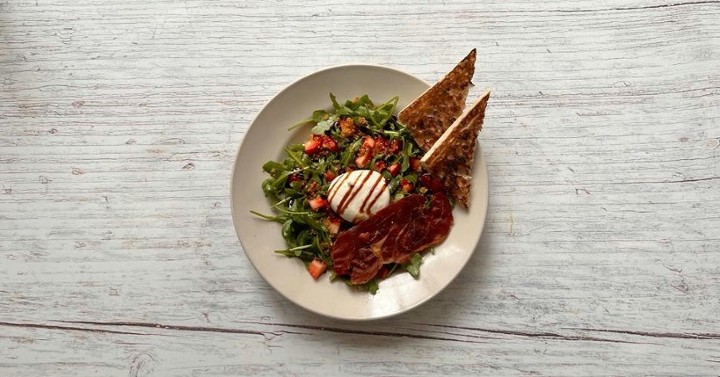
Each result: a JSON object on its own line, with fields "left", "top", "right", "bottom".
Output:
{"left": 254, "top": 93, "right": 429, "bottom": 293}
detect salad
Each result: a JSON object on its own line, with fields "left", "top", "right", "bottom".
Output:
{"left": 253, "top": 94, "right": 447, "bottom": 293}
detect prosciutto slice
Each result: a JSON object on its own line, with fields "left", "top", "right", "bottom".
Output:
{"left": 331, "top": 193, "right": 453, "bottom": 284}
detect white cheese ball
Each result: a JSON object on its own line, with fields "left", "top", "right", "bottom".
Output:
{"left": 327, "top": 170, "right": 390, "bottom": 223}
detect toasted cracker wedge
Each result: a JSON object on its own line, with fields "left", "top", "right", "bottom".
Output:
{"left": 398, "top": 49, "right": 476, "bottom": 152}
{"left": 421, "top": 90, "right": 491, "bottom": 208}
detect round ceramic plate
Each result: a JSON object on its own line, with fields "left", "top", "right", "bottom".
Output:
{"left": 231, "top": 64, "right": 488, "bottom": 320}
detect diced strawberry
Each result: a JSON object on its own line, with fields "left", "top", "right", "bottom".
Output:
{"left": 419, "top": 174, "right": 444, "bottom": 193}
{"left": 374, "top": 160, "right": 387, "bottom": 172}
{"left": 374, "top": 137, "right": 388, "bottom": 154}
{"left": 409, "top": 157, "right": 422, "bottom": 172}
{"left": 400, "top": 179, "right": 414, "bottom": 193}
{"left": 389, "top": 139, "right": 402, "bottom": 154}
{"left": 308, "top": 196, "right": 328, "bottom": 211}
{"left": 307, "top": 259, "right": 327, "bottom": 280}
{"left": 305, "top": 134, "right": 339, "bottom": 155}
{"left": 324, "top": 216, "right": 341, "bottom": 234}
{"left": 304, "top": 135, "right": 323, "bottom": 155}
{"left": 362, "top": 136, "right": 375, "bottom": 150}
{"left": 355, "top": 153, "right": 371, "bottom": 168}
{"left": 322, "top": 135, "right": 339, "bottom": 152}
{"left": 324, "top": 170, "right": 337, "bottom": 182}
{"left": 387, "top": 163, "right": 401, "bottom": 177}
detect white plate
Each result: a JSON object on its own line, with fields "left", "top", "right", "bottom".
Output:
{"left": 230, "top": 64, "right": 489, "bottom": 320}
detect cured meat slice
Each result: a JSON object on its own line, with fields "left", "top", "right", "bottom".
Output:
{"left": 387, "top": 193, "right": 453, "bottom": 264}
{"left": 331, "top": 195, "right": 423, "bottom": 276}
{"left": 331, "top": 193, "right": 454, "bottom": 284}
{"left": 349, "top": 244, "right": 383, "bottom": 286}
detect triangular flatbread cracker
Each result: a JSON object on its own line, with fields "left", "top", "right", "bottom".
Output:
{"left": 421, "top": 90, "right": 491, "bottom": 208}
{"left": 398, "top": 49, "right": 476, "bottom": 152}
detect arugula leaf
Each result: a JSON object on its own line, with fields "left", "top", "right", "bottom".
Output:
{"left": 354, "top": 105, "right": 372, "bottom": 120}
{"left": 249, "top": 210, "right": 286, "bottom": 224}
{"left": 312, "top": 109, "right": 330, "bottom": 122}
{"left": 261, "top": 170, "right": 293, "bottom": 202}
{"left": 344, "top": 98, "right": 359, "bottom": 111}
{"left": 275, "top": 244, "right": 318, "bottom": 261}
{"left": 262, "top": 161, "right": 286, "bottom": 176}
{"left": 401, "top": 139, "right": 413, "bottom": 172}
{"left": 311, "top": 116, "right": 337, "bottom": 134}
{"left": 371, "top": 96, "right": 398, "bottom": 127}
{"left": 364, "top": 279, "right": 379, "bottom": 295}
{"left": 404, "top": 253, "right": 423, "bottom": 279}
{"left": 284, "top": 147, "right": 307, "bottom": 168}
{"left": 330, "top": 93, "right": 342, "bottom": 110}
{"left": 341, "top": 138, "right": 363, "bottom": 168}
{"left": 357, "top": 94, "right": 374, "bottom": 108}
{"left": 347, "top": 278, "right": 379, "bottom": 295}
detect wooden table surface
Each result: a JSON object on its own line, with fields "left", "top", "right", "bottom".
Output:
{"left": 2, "top": 0, "right": 719, "bottom": 375}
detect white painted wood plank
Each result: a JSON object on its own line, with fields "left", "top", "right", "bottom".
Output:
{"left": 1, "top": 321, "right": 719, "bottom": 376}
{"left": 1, "top": 0, "right": 719, "bottom": 375}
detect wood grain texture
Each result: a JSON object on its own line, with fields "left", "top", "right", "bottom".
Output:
{"left": 1, "top": 0, "right": 719, "bottom": 375}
